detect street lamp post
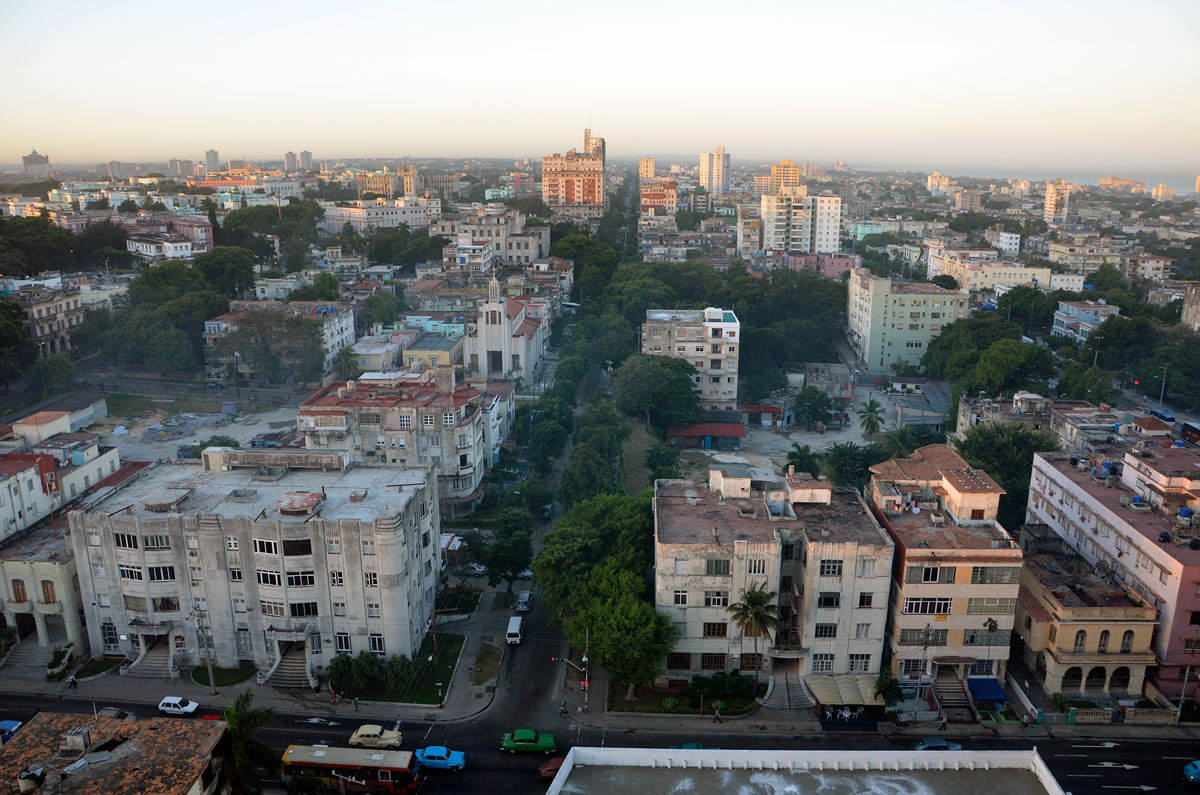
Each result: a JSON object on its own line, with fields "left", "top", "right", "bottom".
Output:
{"left": 1176, "top": 627, "right": 1199, "bottom": 726}
{"left": 1158, "top": 363, "right": 1169, "bottom": 407}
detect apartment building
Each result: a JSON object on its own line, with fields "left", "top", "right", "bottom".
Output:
{"left": 297, "top": 367, "right": 490, "bottom": 515}
{"left": 1121, "top": 253, "right": 1175, "bottom": 282}
{"left": 760, "top": 188, "right": 842, "bottom": 255}
{"left": 1151, "top": 183, "right": 1175, "bottom": 201}
{"left": 639, "top": 181, "right": 678, "bottom": 214}
{"left": 203, "top": 300, "right": 356, "bottom": 378}
{"left": 0, "top": 519, "right": 86, "bottom": 651}
{"left": 698, "top": 146, "right": 730, "bottom": 195}
{"left": 953, "top": 189, "right": 983, "bottom": 213}
{"left": 1182, "top": 282, "right": 1200, "bottom": 333}
{"left": 255, "top": 273, "right": 309, "bottom": 300}
{"left": 465, "top": 278, "right": 548, "bottom": 382}
{"left": 938, "top": 258, "right": 1051, "bottom": 294}
{"left": 735, "top": 205, "right": 761, "bottom": 256}
{"left": 542, "top": 130, "right": 605, "bottom": 219}
{"left": 126, "top": 235, "right": 195, "bottom": 260}
{"left": 353, "top": 166, "right": 422, "bottom": 198}
{"left": 640, "top": 307, "right": 740, "bottom": 411}
{"left": 767, "top": 159, "right": 802, "bottom": 195}
{"left": 1044, "top": 180, "right": 1071, "bottom": 224}
{"left": 10, "top": 284, "right": 84, "bottom": 357}
{"left": 654, "top": 466, "right": 893, "bottom": 682}
{"left": 1015, "top": 527, "right": 1157, "bottom": 696}
{"left": 868, "top": 445, "right": 1023, "bottom": 694}
{"left": 639, "top": 158, "right": 655, "bottom": 180}
{"left": 925, "top": 246, "right": 997, "bottom": 278}
{"left": 1050, "top": 300, "right": 1120, "bottom": 344}
{"left": 68, "top": 449, "right": 440, "bottom": 680}
{"left": 983, "top": 226, "right": 1021, "bottom": 254}
{"left": 846, "top": 269, "right": 969, "bottom": 374}
{"left": 1026, "top": 448, "right": 1200, "bottom": 696}
{"left": 785, "top": 253, "right": 863, "bottom": 280}
{"left": 926, "top": 172, "right": 954, "bottom": 194}
{"left": 319, "top": 198, "right": 431, "bottom": 235}
{"left": 431, "top": 204, "right": 549, "bottom": 266}
{"left": 1047, "top": 239, "right": 1123, "bottom": 275}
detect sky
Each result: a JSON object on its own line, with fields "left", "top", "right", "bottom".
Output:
{"left": 2, "top": 0, "right": 1198, "bottom": 181}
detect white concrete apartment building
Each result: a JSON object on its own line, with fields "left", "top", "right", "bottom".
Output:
{"left": 735, "top": 204, "right": 761, "bottom": 257}
{"left": 983, "top": 227, "right": 1021, "bottom": 254}
{"left": 1050, "top": 300, "right": 1120, "bottom": 344}
{"left": 1047, "top": 239, "right": 1123, "bottom": 275}
{"left": 640, "top": 307, "right": 740, "bottom": 411}
{"left": 760, "top": 188, "right": 842, "bottom": 255}
{"left": 699, "top": 146, "right": 729, "bottom": 195}
{"left": 254, "top": 274, "right": 309, "bottom": 301}
{"left": 936, "top": 257, "right": 1052, "bottom": 295}
{"left": 953, "top": 189, "right": 983, "bottom": 213}
{"left": 431, "top": 205, "right": 550, "bottom": 266}
{"left": 1026, "top": 449, "right": 1200, "bottom": 697}
{"left": 1044, "top": 180, "right": 1071, "bottom": 224}
{"left": 868, "top": 445, "right": 1023, "bottom": 696}
{"left": 319, "top": 198, "right": 432, "bottom": 235}
{"left": 846, "top": 269, "right": 968, "bottom": 374}
{"left": 654, "top": 466, "right": 893, "bottom": 684}
{"left": 67, "top": 449, "right": 440, "bottom": 683}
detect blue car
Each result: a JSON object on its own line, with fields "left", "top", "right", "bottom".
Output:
{"left": 416, "top": 745, "right": 466, "bottom": 771}
{"left": 0, "top": 720, "right": 22, "bottom": 743}
{"left": 1185, "top": 759, "right": 1200, "bottom": 783}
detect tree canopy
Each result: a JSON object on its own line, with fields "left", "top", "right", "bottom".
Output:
{"left": 955, "top": 422, "right": 1060, "bottom": 532}
{"left": 612, "top": 354, "right": 702, "bottom": 431}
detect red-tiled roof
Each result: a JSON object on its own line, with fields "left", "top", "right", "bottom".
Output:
{"left": 666, "top": 422, "right": 747, "bottom": 438}
{"left": 92, "top": 460, "right": 151, "bottom": 489}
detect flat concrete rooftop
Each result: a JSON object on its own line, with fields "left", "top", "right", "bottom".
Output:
{"left": 797, "top": 489, "right": 891, "bottom": 548}
{"left": 885, "top": 510, "right": 1017, "bottom": 551}
{"left": 656, "top": 481, "right": 778, "bottom": 544}
{"left": 82, "top": 462, "right": 429, "bottom": 523}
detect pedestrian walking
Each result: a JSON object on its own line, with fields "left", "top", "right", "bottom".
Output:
{"left": 329, "top": 689, "right": 336, "bottom": 703}
{"left": 938, "top": 715, "right": 947, "bottom": 731}
{"left": 559, "top": 702, "right": 568, "bottom": 717}
{"left": 712, "top": 707, "right": 723, "bottom": 724}
{"left": 1020, "top": 713, "right": 1030, "bottom": 729}
{"left": 353, "top": 697, "right": 359, "bottom": 712}
{"left": 68, "top": 675, "right": 77, "bottom": 692}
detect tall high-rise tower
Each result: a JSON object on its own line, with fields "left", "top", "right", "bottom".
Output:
{"left": 284, "top": 151, "right": 298, "bottom": 172}
{"left": 300, "top": 151, "right": 313, "bottom": 171}
{"left": 205, "top": 149, "right": 220, "bottom": 174}
{"left": 639, "top": 158, "right": 655, "bottom": 180}
{"left": 699, "top": 145, "right": 730, "bottom": 195}
{"left": 1044, "top": 179, "right": 1071, "bottom": 224}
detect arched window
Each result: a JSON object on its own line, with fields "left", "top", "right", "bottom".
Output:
{"left": 1097, "top": 630, "right": 1110, "bottom": 653}
{"left": 1073, "top": 630, "right": 1087, "bottom": 652}
{"left": 1120, "top": 630, "right": 1134, "bottom": 653}
{"left": 11, "top": 579, "right": 26, "bottom": 602}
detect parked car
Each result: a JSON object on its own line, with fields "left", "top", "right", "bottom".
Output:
{"left": 537, "top": 756, "right": 565, "bottom": 782}
{"left": 158, "top": 697, "right": 199, "bottom": 715}
{"left": 1185, "top": 759, "right": 1200, "bottom": 783}
{"left": 465, "top": 562, "right": 487, "bottom": 576}
{"left": 95, "top": 707, "right": 135, "bottom": 721}
{"left": 515, "top": 590, "right": 533, "bottom": 612}
{"left": 540, "top": 503, "right": 554, "bottom": 520}
{"left": 500, "top": 728, "right": 556, "bottom": 754}
{"left": 517, "top": 567, "right": 533, "bottom": 579}
{"left": 203, "top": 382, "right": 225, "bottom": 390}
{"left": 0, "top": 720, "right": 23, "bottom": 743}
{"left": 670, "top": 742, "right": 719, "bottom": 750}
{"left": 415, "top": 745, "right": 466, "bottom": 771}
{"left": 349, "top": 724, "right": 403, "bottom": 749}
{"left": 912, "top": 737, "right": 962, "bottom": 751}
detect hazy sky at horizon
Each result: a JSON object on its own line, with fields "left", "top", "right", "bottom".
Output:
{"left": 3, "top": 0, "right": 1198, "bottom": 176}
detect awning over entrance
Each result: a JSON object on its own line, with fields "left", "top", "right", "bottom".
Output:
{"left": 968, "top": 677, "right": 1007, "bottom": 703}
{"left": 803, "top": 674, "right": 886, "bottom": 707}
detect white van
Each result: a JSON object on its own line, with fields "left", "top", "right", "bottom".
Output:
{"left": 506, "top": 616, "right": 523, "bottom": 645}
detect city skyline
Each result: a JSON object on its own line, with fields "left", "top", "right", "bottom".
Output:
{"left": 2, "top": 0, "right": 1197, "bottom": 175}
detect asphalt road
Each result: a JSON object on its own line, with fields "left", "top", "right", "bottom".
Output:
{"left": 2, "top": 688, "right": 1194, "bottom": 793}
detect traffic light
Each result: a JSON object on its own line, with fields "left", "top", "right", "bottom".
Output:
{"left": 1134, "top": 380, "right": 1139, "bottom": 385}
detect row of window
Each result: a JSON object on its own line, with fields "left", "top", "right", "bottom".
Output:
{"left": 897, "top": 628, "right": 1012, "bottom": 646}
{"left": 901, "top": 597, "right": 1016, "bottom": 615}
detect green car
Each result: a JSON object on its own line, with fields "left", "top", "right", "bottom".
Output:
{"left": 500, "top": 728, "right": 557, "bottom": 755}
{"left": 671, "top": 743, "right": 720, "bottom": 750}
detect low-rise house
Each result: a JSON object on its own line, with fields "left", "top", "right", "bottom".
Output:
{"left": 1050, "top": 300, "right": 1120, "bottom": 344}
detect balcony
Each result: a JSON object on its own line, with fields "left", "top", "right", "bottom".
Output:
{"left": 5, "top": 599, "right": 32, "bottom": 613}
{"left": 768, "top": 643, "right": 809, "bottom": 659}
{"left": 35, "top": 600, "right": 63, "bottom": 615}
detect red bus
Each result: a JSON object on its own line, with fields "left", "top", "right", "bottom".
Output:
{"left": 281, "top": 745, "right": 421, "bottom": 794}
{"left": 1180, "top": 422, "right": 1200, "bottom": 446}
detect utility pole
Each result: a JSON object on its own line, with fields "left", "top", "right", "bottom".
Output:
{"left": 583, "top": 627, "right": 590, "bottom": 714}
{"left": 1176, "top": 627, "right": 1199, "bottom": 727}
{"left": 1158, "top": 363, "right": 1169, "bottom": 407}
{"left": 197, "top": 611, "right": 217, "bottom": 695}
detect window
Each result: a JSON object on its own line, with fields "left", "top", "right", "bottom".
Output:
{"left": 858, "top": 558, "right": 876, "bottom": 577}
{"left": 1049, "top": 625, "right": 1058, "bottom": 644}
{"left": 1073, "top": 630, "right": 1087, "bottom": 652}
{"left": 290, "top": 602, "right": 319, "bottom": 618}
{"left": 369, "top": 634, "right": 386, "bottom": 655}
{"left": 818, "top": 592, "right": 842, "bottom": 609}
{"left": 748, "top": 558, "right": 766, "bottom": 575}
{"left": 336, "top": 633, "right": 351, "bottom": 654}
{"left": 91, "top": 563, "right": 105, "bottom": 578}
{"left": 253, "top": 539, "right": 278, "bottom": 556}
{"left": 1120, "top": 630, "right": 1134, "bottom": 653}
{"left": 97, "top": 593, "right": 111, "bottom": 607}
{"left": 123, "top": 594, "right": 147, "bottom": 612}
{"left": 819, "top": 559, "right": 843, "bottom": 577}
{"left": 362, "top": 540, "right": 376, "bottom": 555}
{"left": 899, "top": 628, "right": 948, "bottom": 645}
{"left": 812, "top": 653, "right": 834, "bottom": 673}
{"left": 330, "top": 571, "right": 343, "bottom": 587}
{"left": 260, "top": 600, "right": 284, "bottom": 617}
{"left": 147, "top": 566, "right": 175, "bottom": 582}
{"left": 143, "top": 535, "right": 170, "bottom": 550}
{"left": 256, "top": 570, "right": 282, "bottom": 587}
{"left": 367, "top": 602, "right": 381, "bottom": 617}
{"left": 901, "top": 659, "right": 924, "bottom": 678}
{"left": 700, "top": 653, "right": 726, "bottom": 671}
{"left": 673, "top": 590, "right": 688, "bottom": 606}
{"left": 666, "top": 653, "right": 691, "bottom": 670}
{"left": 422, "top": 414, "right": 434, "bottom": 427}
{"left": 114, "top": 532, "right": 138, "bottom": 550}
{"left": 286, "top": 570, "right": 316, "bottom": 587}
{"left": 702, "top": 622, "right": 727, "bottom": 638}
{"left": 740, "top": 653, "right": 763, "bottom": 672}
{"left": 814, "top": 623, "right": 838, "bottom": 638}
{"left": 327, "top": 538, "right": 341, "bottom": 554}
{"left": 971, "top": 566, "right": 1019, "bottom": 584}
{"left": 966, "top": 597, "right": 1016, "bottom": 615}
{"left": 233, "top": 598, "right": 246, "bottom": 613}
{"left": 964, "top": 629, "right": 1011, "bottom": 646}
{"left": 397, "top": 415, "right": 412, "bottom": 430}
{"left": 903, "top": 597, "right": 953, "bottom": 615}
{"left": 365, "top": 572, "right": 379, "bottom": 588}
{"left": 858, "top": 592, "right": 873, "bottom": 608}
{"left": 191, "top": 597, "right": 206, "bottom": 612}
{"left": 849, "top": 654, "right": 871, "bottom": 673}
{"left": 674, "top": 558, "right": 688, "bottom": 575}
{"left": 230, "top": 568, "right": 243, "bottom": 582}
{"left": 704, "top": 590, "right": 728, "bottom": 607}
{"left": 907, "top": 565, "right": 955, "bottom": 583}
{"left": 118, "top": 565, "right": 142, "bottom": 581}
{"left": 782, "top": 543, "right": 795, "bottom": 560}
{"left": 705, "top": 559, "right": 730, "bottom": 576}
{"left": 443, "top": 411, "right": 455, "bottom": 426}
{"left": 86, "top": 532, "right": 100, "bottom": 546}
{"left": 1097, "top": 630, "right": 1110, "bottom": 653}
{"left": 855, "top": 623, "right": 871, "bottom": 640}
{"left": 283, "top": 539, "right": 313, "bottom": 556}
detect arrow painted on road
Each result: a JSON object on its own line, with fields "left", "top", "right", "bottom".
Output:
{"left": 1072, "top": 741, "right": 1118, "bottom": 748}
{"left": 1089, "top": 762, "right": 1137, "bottom": 770}
{"left": 298, "top": 718, "right": 341, "bottom": 725}
{"left": 1053, "top": 754, "right": 1088, "bottom": 757}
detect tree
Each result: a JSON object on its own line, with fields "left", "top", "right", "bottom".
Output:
{"left": 784, "top": 443, "right": 821, "bottom": 478}
{"left": 195, "top": 435, "right": 240, "bottom": 449}
{"left": 117, "top": 198, "right": 139, "bottom": 213}
{"left": 85, "top": 197, "right": 110, "bottom": 210}
{"left": 361, "top": 291, "right": 406, "bottom": 326}
{"left": 1088, "top": 263, "right": 1127, "bottom": 292}
{"left": 551, "top": 234, "right": 619, "bottom": 300}
{"left": 955, "top": 422, "right": 1060, "bottom": 531}
{"left": 726, "top": 583, "right": 780, "bottom": 685}
{"left": 858, "top": 398, "right": 885, "bottom": 438}
{"left": 964, "top": 339, "right": 1055, "bottom": 397}
{"left": 875, "top": 426, "right": 938, "bottom": 460}
{"left": 333, "top": 345, "right": 362, "bottom": 380}
{"left": 646, "top": 442, "right": 679, "bottom": 474}
{"left": 27, "top": 352, "right": 74, "bottom": 397}
{"left": 793, "top": 386, "right": 834, "bottom": 430}
{"left": 193, "top": 246, "right": 258, "bottom": 297}
{"left": 612, "top": 355, "right": 701, "bottom": 432}
{"left": 483, "top": 525, "right": 534, "bottom": 595}
{"left": 557, "top": 443, "right": 618, "bottom": 507}
{"left": 0, "top": 297, "right": 34, "bottom": 390}
{"left": 1057, "top": 361, "right": 1120, "bottom": 404}
{"left": 874, "top": 670, "right": 903, "bottom": 706}
{"left": 922, "top": 314, "right": 1022, "bottom": 380}
{"left": 214, "top": 690, "right": 279, "bottom": 795}
{"left": 144, "top": 328, "right": 197, "bottom": 374}
{"left": 930, "top": 275, "right": 959, "bottom": 290}
{"left": 996, "top": 285, "right": 1056, "bottom": 326}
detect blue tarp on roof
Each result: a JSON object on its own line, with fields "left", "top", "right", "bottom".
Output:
{"left": 968, "top": 677, "right": 1007, "bottom": 703}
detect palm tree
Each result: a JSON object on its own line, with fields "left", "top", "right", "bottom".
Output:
{"left": 215, "top": 689, "right": 279, "bottom": 795}
{"left": 826, "top": 441, "right": 867, "bottom": 488}
{"left": 874, "top": 670, "right": 903, "bottom": 706}
{"left": 726, "top": 583, "right": 780, "bottom": 685}
{"left": 646, "top": 442, "right": 679, "bottom": 472}
{"left": 877, "top": 426, "right": 919, "bottom": 459}
{"left": 783, "top": 443, "right": 820, "bottom": 478}
{"left": 858, "top": 398, "right": 885, "bottom": 439}
{"left": 333, "top": 345, "right": 362, "bottom": 380}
